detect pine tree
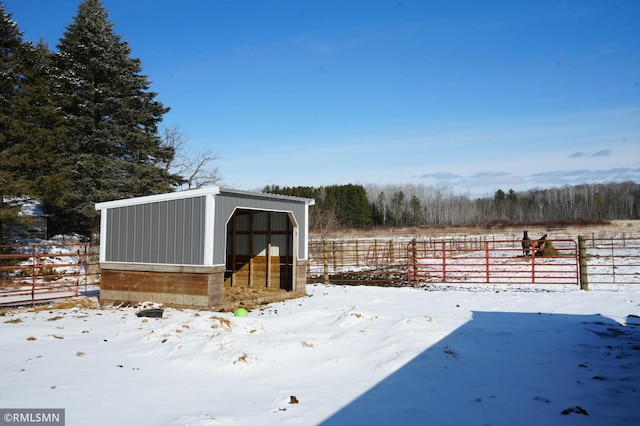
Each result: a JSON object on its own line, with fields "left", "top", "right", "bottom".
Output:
{"left": 325, "top": 184, "right": 372, "bottom": 228}
{"left": 0, "top": 6, "right": 65, "bottom": 242}
{"left": 0, "top": 4, "right": 26, "bottom": 199}
{"left": 51, "top": 0, "right": 183, "bottom": 236}
{"left": 0, "top": 4, "right": 23, "bottom": 243}
{"left": 1, "top": 3, "right": 69, "bottom": 241}
{"left": 11, "top": 41, "right": 71, "bottom": 225}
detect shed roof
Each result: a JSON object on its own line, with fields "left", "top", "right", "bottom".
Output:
{"left": 95, "top": 186, "right": 220, "bottom": 210}
{"left": 218, "top": 188, "right": 315, "bottom": 206}
{"left": 95, "top": 186, "right": 314, "bottom": 211}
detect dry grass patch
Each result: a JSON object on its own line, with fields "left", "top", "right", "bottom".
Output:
{"left": 32, "top": 298, "right": 99, "bottom": 312}
{"left": 233, "top": 353, "right": 248, "bottom": 364}
{"left": 210, "top": 315, "right": 232, "bottom": 331}
{"left": 537, "top": 241, "right": 568, "bottom": 257}
{"left": 223, "top": 286, "right": 289, "bottom": 309}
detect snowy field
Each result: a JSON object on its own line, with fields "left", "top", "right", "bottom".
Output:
{"left": 1, "top": 283, "right": 639, "bottom": 425}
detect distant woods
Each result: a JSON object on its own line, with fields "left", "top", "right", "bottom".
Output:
{"left": 264, "top": 181, "right": 640, "bottom": 232}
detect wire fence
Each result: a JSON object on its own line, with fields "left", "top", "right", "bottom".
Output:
{"left": 581, "top": 235, "right": 640, "bottom": 287}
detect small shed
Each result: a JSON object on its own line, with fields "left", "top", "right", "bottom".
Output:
{"left": 95, "top": 186, "right": 315, "bottom": 309}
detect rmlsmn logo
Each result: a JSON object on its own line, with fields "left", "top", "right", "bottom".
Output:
{"left": 0, "top": 409, "right": 65, "bottom": 426}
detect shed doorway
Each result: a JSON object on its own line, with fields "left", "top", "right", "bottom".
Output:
{"left": 225, "top": 209, "right": 296, "bottom": 291}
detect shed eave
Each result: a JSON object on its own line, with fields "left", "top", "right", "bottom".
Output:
{"left": 219, "top": 188, "right": 315, "bottom": 206}
{"left": 95, "top": 186, "right": 220, "bottom": 211}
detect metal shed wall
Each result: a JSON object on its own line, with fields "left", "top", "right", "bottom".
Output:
{"left": 212, "top": 191, "right": 310, "bottom": 265}
{"left": 104, "top": 196, "right": 206, "bottom": 265}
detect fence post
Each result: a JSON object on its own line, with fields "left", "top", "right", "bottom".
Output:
{"left": 355, "top": 240, "right": 360, "bottom": 267}
{"left": 442, "top": 241, "right": 447, "bottom": 282}
{"left": 389, "top": 240, "right": 394, "bottom": 264}
{"left": 323, "top": 239, "right": 329, "bottom": 285}
{"left": 31, "top": 250, "right": 37, "bottom": 307}
{"left": 578, "top": 235, "right": 589, "bottom": 291}
{"left": 75, "top": 248, "right": 82, "bottom": 296}
{"left": 485, "top": 241, "right": 490, "bottom": 283}
{"left": 332, "top": 241, "right": 337, "bottom": 271}
{"left": 610, "top": 236, "right": 616, "bottom": 284}
{"left": 411, "top": 238, "right": 418, "bottom": 287}
{"left": 530, "top": 245, "right": 536, "bottom": 283}
{"left": 373, "top": 240, "right": 378, "bottom": 267}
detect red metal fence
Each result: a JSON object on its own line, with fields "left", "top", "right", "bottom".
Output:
{"left": 308, "top": 233, "right": 640, "bottom": 288}
{"left": 406, "top": 238, "right": 579, "bottom": 285}
{"left": 0, "top": 244, "right": 100, "bottom": 307}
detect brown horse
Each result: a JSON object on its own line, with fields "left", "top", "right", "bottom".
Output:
{"left": 532, "top": 234, "right": 548, "bottom": 256}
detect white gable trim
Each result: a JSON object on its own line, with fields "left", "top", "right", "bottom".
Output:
{"left": 95, "top": 186, "right": 220, "bottom": 211}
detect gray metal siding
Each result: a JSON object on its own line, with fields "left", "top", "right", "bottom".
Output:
{"left": 105, "top": 196, "right": 206, "bottom": 265}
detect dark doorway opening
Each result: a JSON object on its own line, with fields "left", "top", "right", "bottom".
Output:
{"left": 224, "top": 209, "right": 295, "bottom": 291}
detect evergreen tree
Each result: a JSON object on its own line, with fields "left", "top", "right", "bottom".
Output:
{"left": 494, "top": 189, "right": 506, "bottom": 202}
{"left": 0, "top": 4, "right": 24, "bottom": 242}
{"left": 0, "top": 7, "right": 65, "bottom": 241}
{"left": 325, "top": 184, "right": 372, "bottom": 228}
{"left": 390, "top": 191, "right": 406, "bottom": 226}
{"left": 0, "top": 4, "right": 26, "bottom": 197}
{"left": 51, "top": 0, "right": 183, "bottom": 236}
{"left": 409, "top": 195, "right": 422, "bottom": 226}
{"left": 10, "top": 41, "right": 70, "bottom": 223}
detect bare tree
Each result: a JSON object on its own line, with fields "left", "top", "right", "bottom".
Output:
{"left": 310, "top": 203, "right": 339, "bottom": 237}
{"left": 161, "top": 125, "right": 222, "bottom": 189}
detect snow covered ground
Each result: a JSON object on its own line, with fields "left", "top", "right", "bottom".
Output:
{"left": 1, "top": 283, "right": 639, "bottom": 425}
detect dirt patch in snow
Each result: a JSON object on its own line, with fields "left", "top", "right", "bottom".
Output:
{"left": 222, "top": 286, "right": 295, "bottom": 311}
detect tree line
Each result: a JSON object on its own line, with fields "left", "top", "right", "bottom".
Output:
{"left": 265, "top": 181, "right": 640, "bottom": 232}
{"left": 1, "top": 1, "right": 218, "bottom": 242}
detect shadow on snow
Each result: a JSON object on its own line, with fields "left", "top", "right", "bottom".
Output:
{"left": 321, "top": 311, "right": 640, "bottom": 426}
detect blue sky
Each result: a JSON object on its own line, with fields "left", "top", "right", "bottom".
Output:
{"left": 4, "top": 0, "right": 640, "bottom": 197}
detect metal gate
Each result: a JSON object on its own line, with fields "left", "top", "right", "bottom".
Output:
{"left": 406, "top": 238, "right": 579, "bottom": 286}
{"left": 0, "top": 244, "right": 99, "bottom": 307}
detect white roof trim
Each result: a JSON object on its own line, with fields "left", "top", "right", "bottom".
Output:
{"left": 219, "top": 188, "right": 315, "bottom": 205}
{"left": 95, "top": 186, "right": 316, "bottom": 211}
{"left": 95, "top": 186, "right": 220, "bottom": 210}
